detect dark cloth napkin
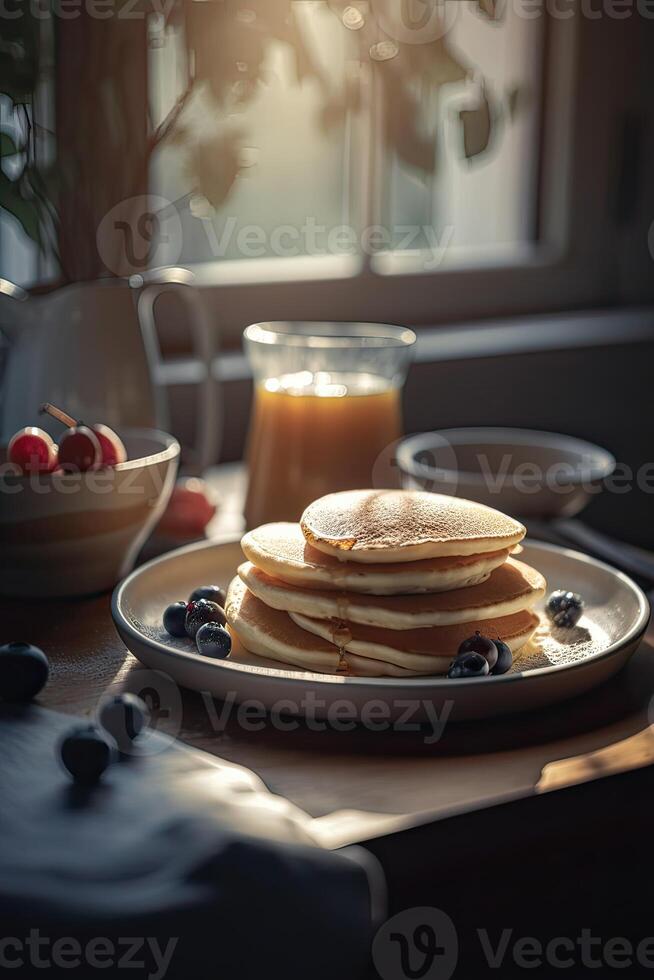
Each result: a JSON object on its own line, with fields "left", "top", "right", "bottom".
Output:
{"left": 0, "top": 704, "right": 381, "bottom": 980}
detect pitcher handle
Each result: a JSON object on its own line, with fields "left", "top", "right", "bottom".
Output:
{"left": 134, "top": 274, "right": 221, "bottom": 474}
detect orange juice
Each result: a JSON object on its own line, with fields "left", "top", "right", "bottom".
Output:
{"left": 244, "top": 372, "right": 403, "bottom": 527}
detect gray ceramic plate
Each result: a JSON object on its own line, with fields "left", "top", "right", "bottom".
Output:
{"left": 112, "top": 539, "right": 650, "bottom": 722}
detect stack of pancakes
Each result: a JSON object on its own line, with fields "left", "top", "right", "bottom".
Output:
{"left": 226, "top": 490, "right": 545, "bottom": 677}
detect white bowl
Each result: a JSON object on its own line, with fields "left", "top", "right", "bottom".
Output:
{"left": 396, "top": 427, "right": 616, "bottom": 519}
{"left": 0, "top": 429, "right": 179, "bottom": 597}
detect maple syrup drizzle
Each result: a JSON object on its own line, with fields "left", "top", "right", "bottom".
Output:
{"left": 332, "top": 613, "right": 352, "bottom": 671}
{"left": 327, "top": 557, "right": 352, "bottom": 671}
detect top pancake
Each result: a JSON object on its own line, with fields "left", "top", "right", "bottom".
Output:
{"left": 242, "top": 522, "right": 512, "bottom": 595}
{"left": 301, "top": 489, "right": 526, "bottom": 562}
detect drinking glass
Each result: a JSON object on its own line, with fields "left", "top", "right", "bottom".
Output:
{"left": 243, "top": 321, "right": 416, "bottom": 528}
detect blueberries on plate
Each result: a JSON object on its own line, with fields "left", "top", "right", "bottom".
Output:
{"left": 456, "top": 631, "right": 498, "bottom": 671}
{"left": 164, "top": 587, "right": 228, "bottom": 641}
{"left": 163, "top": 601, "right": 189, "bottom": 638}
{"left": 546, "top": 590, "right": 585, "bottom": 628}
{"left": 0, "top": 642, "right": 49, "bottom": 702}
{"left": 189, "top": 584, "right": 227, "bottom": 607}
{"left": 98, "top": 693, "right": 150, "bottom": 753}
{"left": 491, "top": 639, "right": 513, "bottom": 675}
{"left": 447, "top": 652, "right": 490, "bottom": 679}
{"left": 185, "top": 599, "right": 226, "bottom": 638}
{"left": 59, "top": 725, "right": 117, "bottom": 784}
{"left": 196, "top": 622, "right": 232, "bottom": 659}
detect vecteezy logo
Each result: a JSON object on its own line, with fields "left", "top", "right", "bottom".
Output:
{"left": 103, "top": 668, "right": 183, "bottom": 755}
{"left": 96, "top": 194, "right": 183, "bottom": 275}
{"left": 373, "top": 907, "right": 459, "bottom": 980}
{"left": 116, "top": 212, "right": 160, "bottom": 268}
{"left": 371, "top": 0, "right": 461, "bottom": 46}
{"left": 374, "top": 432, "right": 459, "bottom": 497}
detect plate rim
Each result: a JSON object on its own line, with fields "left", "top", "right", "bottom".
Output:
{"left": 112, "top": 536, "right": 651, "bottom": 690}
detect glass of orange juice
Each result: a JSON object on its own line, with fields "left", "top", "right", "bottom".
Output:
{"left": 243, "top": 322, "right": 416, "bottom": 528}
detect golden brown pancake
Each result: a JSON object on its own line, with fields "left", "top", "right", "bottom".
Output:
{"left": 238, "top": 557, "right": 546, "bottom": 629}
{"left": 226, "top": 579, "right": 538, "bottom": 677}
{"left": 291, "top": 609, "right": 540, "bottom": 672}
{"left": 242, "top": 522, "right": 512, "bottom": 595}
{"left": 225, "top": 576, "right": 340, "bottom": 673}
{"left": 225, "top": 578, "right": 421, "bottom": 676}
{"left": 301, "top": 489, "right": 526, "bottom": 562}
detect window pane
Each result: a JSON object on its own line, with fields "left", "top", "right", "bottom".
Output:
{"left": 377, "top": 2, "right": 543, "bottom": 259}
{"left": 0, "top": 69, "right": 57, "bottom": 289}
{"left": 150, "top": 4, "right": 357, "bottom": 267}
{"left": 149, "top": 1, "right": 543, "bottom": 271}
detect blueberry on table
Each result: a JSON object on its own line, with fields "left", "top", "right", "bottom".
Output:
{"left": 163, "top": 601, "right": 189, "bottom": 638}
{"left": 546, "top": 590, "right": 585, "bottom": 628}
{"left": 189, "top": 584, "right": 227, "bottom": 607}
{"left": 98, "top": 693, "right": 149, "bottom": 753}
{"left": 0, "top": 642, "right": 49, "bottom": 702}
{"left": 185, "top": 599, "right": 226, "bottom": 638}
{"left": 491, "top": 639, "right": 513, "bottom": 675}
{"left": 59, "top": 725, "right": 117, "bottom": 784}
{"left": 196, "top": 622, "right": 232, "bottom": 660}
{"left": 447, "top": 652, "right": 490, "bottom": 679}
{"left": 456, "top": 631, "right": 498, "bottom": 670}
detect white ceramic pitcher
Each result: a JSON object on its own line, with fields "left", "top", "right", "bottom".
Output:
{"left": 0, "top": 269, "right": 220, "bottom": 472}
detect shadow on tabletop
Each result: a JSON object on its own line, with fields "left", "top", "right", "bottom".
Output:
{"left": 115, "top": 639, "right": 654, "bottom": 761}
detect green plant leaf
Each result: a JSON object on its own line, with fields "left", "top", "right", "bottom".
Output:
{"left": 0, "top": 39, "right": 38, "bottom": 102}
{"left": 460, "top": 93, "right": 492, "bottom": 159}
{"left": 477, "top": 0, "right": 505, "bottom": 20}
{"left": 0, "top": 132, "right": 19, "bottom": 157}
{"left": 0, "top": 171, "right": 41, "bottom": 246}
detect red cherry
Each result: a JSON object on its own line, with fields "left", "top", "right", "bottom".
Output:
{"left": 40, "top": 404, "right": 127, "bottom": 470}
{"left": 58, "top": 426, "right": 102, "bottom": 472}
{"left": 7, "top": 427, "right": 58, "bottom": 473}
{"left": 93, "top": 424, "right": 127, "bottom": 467}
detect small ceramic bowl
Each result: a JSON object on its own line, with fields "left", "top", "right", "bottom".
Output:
{"left": 0, "top": 429, "right": 179, "bottom": 597}
{"left": 396, "top": 427, "right": 616, "bottom": 519}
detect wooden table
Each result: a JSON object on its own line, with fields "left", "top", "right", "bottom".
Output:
{"left": 4, "top": 463, "right": 654, "bottom": 849}
{"left": 6, "top": 465, "right": 654, "bottom": 975}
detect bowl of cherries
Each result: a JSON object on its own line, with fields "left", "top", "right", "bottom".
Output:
{"left": 0, "top": 403, "right": 180, "bottom": 598}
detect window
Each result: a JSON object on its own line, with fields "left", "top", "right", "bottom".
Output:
{"left": 150, "top": 2, "right": 543, "bottom": 289}
{"left": 0, "top": 97, "right": 35, "bottom": 288}
{"left": 147, "top": 0, "right": 654, "bottom": 339}
{"left": 0, "top": 15, "right": 56, "bottom": 291}
{"left": 2, "top": 3, "right": 650, "bottom": 324}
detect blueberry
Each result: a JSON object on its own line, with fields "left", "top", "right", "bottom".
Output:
{"left": 196, "top": 622, "right": 232, "bottom": 659}
{"left": 98, "top": 693, "right": 149, "bottom": 753}
{"left": 163, "top": 601, "right": 189, "bottom": 638}
{"left": 457, "top": 631, "right": 498, "bottom": 670}
{"left": 546, "top": 590, "right": 585, "bottom": 628}
{"left": 189, "top": 584, "right": 227, "bottom": 607}
{"left": 59, "top": 725, "right": 117, "bottom": 783}
{"left": 491, "top": 639, "right": 513, "bottom": 675}
{"left": 0, "top": 642, "right": 49, "bottom": 702}
{"left": 447, "top": 652, "right": 490, "bottom": 679}
{"left": 185, "top": 599, "right": 226, "bottom": 638}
